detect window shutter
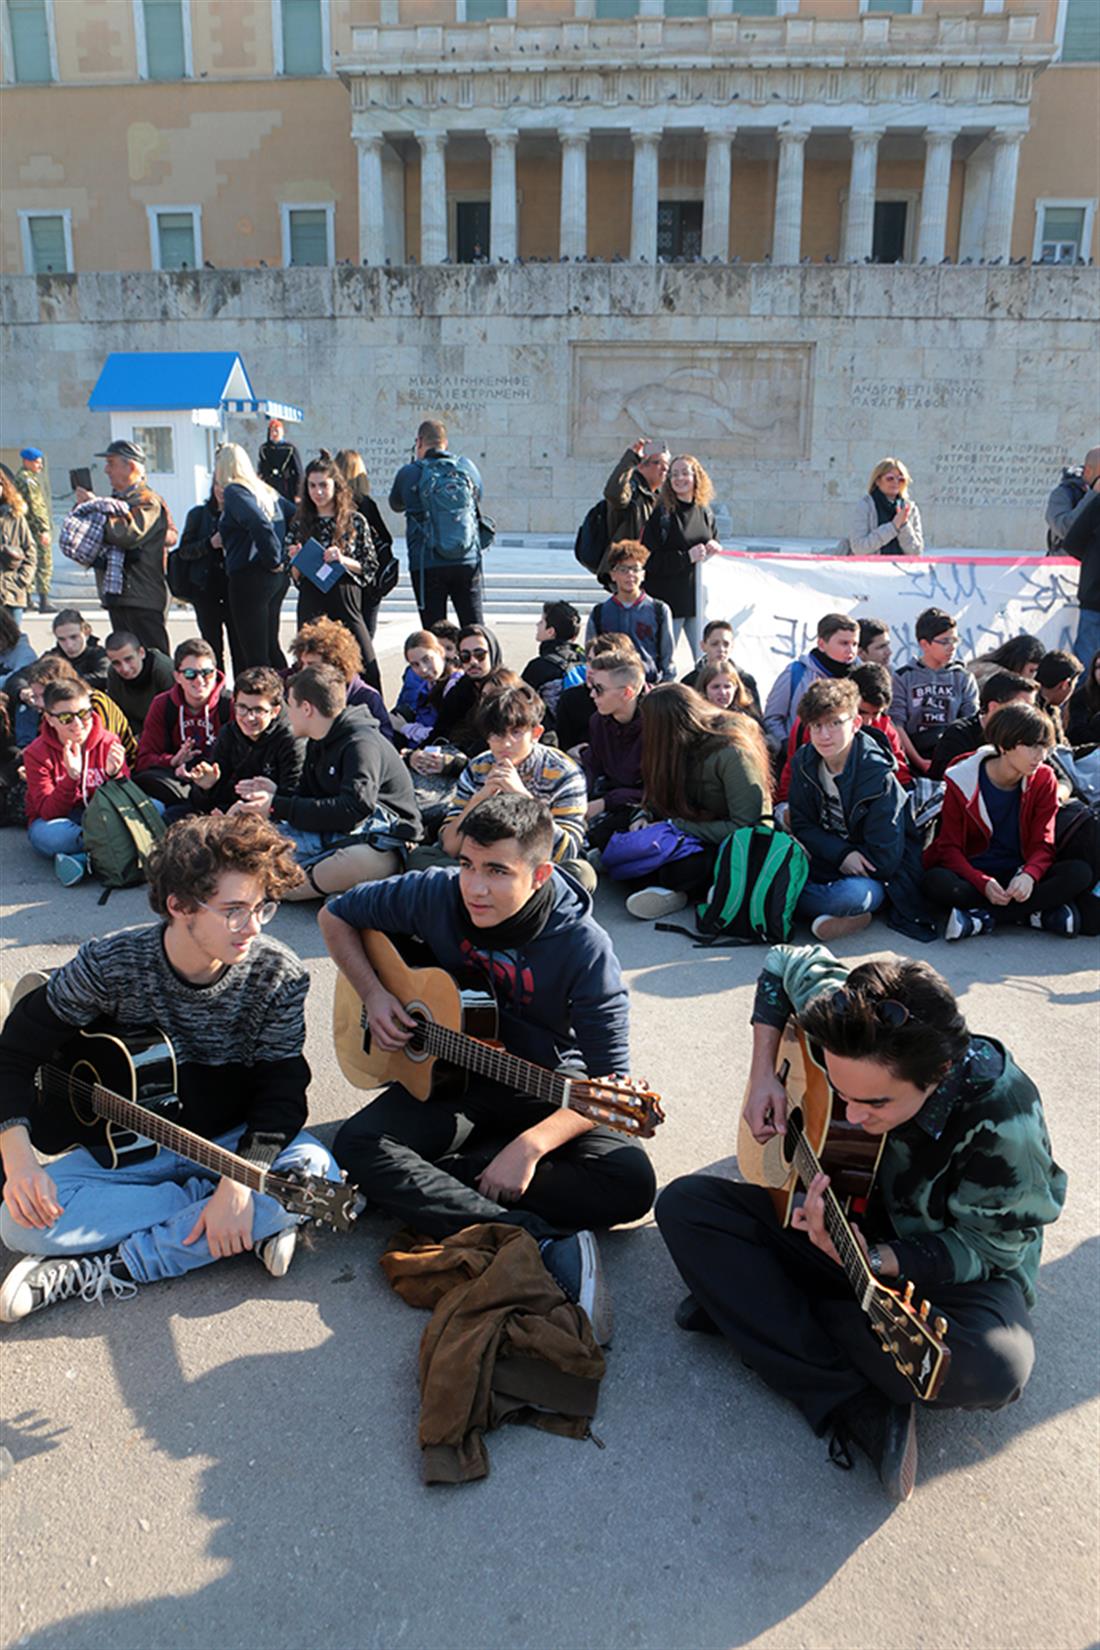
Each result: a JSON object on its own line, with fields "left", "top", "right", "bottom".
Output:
{"left": 289, "top": 209, "right": 329, "bottom": 266}
{"left": 157, "top": 212, "right": 196, "bottom": 270}
{"left": 466, "top": 0, "right": 508, "bottom": 17}
{"left": 143, "top": 0, "right": 186, "bottom": 79}
{"left": 1062, "top": 0, "right": 1100, "bottom": 62}
{"left": 732, "top": 0, "right": 780, "bottom": 15}
{"left": 594, "top": 0, "right": 637, "bottom": 18}
{"left": 864, "top": 0, "right": 915, "bottom": 13}
{"left": 282, "top": 0, "right": 324, "bottom": 74}
{"left": 666, "top": 0, "right": 709, "bottom": 16}
{"left": 8, "top": 0, "right": 52, "bottom": 83}
{"left": 28, "top": 216, "right": 67, "bottom": 273}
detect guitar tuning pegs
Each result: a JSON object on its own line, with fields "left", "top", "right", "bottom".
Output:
{"left": 903, "top": 1280, "right": 914, "bottom": 1306}
{"left": 919, "top": 1299, "right": 930, "bottom": 1320}
{"left": 934, "top": 1316, "right": 948, "bottom": 1337}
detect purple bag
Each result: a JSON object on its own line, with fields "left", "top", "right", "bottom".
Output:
{"left": 600, "top": 821, "right": 702, "bottom": 882}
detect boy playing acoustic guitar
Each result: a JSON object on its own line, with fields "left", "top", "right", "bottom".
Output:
{"left": 656, "top": 945, "right": 1065, "bottom": 1502}
{"left": 0, "top": 814, "right": 341, "bottom": 1322}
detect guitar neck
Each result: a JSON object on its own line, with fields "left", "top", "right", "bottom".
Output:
{"left": 789, "top": 1127, "right": 873, "bottom": 1301}
{"left": 419, "top": 1019, "right": 566, "bottom": 1107}
{"left": 45, "top": 1069, "right": 272, "bottom": 1195}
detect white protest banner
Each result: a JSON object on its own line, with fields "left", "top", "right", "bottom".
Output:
{"left": 699, "top": 554, "right": 1081, "bottom": 700}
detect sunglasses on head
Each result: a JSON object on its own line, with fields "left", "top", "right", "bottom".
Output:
{"left": 831, "top": 990, "right": 911, "bottom": 1028}
{"left": 50, "top": 707, "right": 93, "bottom": 725}
{"left": 179, "top": 666, "right": 216, "bottom": 680}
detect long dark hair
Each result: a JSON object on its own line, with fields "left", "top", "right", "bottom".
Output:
{"left": 1083, "top": 648, "right": 1100, "bottom": 715}
{"left": 640, "top": 682, "right": 771, "bottom": 820}
{"left": 293, "top": 451, "right": 356, "bottom": 548}
{"left": 983, "top": 634, "right": 1044, "bottom": 675}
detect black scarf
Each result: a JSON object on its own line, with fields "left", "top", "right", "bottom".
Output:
{"left": 810, "top": 648, "right": 853, "bottom": 679}
{"left": 455, "top": 874, "right": 556, "bottom": 953}
{"left": 870, "top": 487, "right": 900, "bottom": 526}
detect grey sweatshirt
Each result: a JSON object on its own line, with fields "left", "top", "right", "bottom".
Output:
{"left": 890, "top": 660, "right": 980, "bottom": 757}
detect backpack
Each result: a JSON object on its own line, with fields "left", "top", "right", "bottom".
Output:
{"left": 600, "top": 821, "right": 704, "bottom": 882}
{"left": 657, "top": 824, "right": 809, "bottom": 947}
{"left": 81, "top": 778, "right": 166, "bottom": 904}
{"left": 574, "top": 501, "right": 610, "bottom": 574}
{"left": 417, "top": 456, "right": 479, "bottom": 562}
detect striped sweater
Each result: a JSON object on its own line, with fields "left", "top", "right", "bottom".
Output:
{"left": 443, "top": 742, "right": 588, "bottom": 861}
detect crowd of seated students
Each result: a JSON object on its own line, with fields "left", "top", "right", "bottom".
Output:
{"left": 2, "top": 565, "right": 1097, "bottom": 939}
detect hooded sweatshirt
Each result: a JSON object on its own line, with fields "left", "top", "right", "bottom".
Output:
{"left": 105, "top": 647, "right": 175, "bottom": 734}
{"left": 889, "top": 659, "right": 980, "bottom": 757}
{"left": 327, "top": 865, "right": 630, "bottom": 1077}
{"left": 135, "top": 672, "right": 233, "bottom": 773}
{"left": 1046, "top": 466, "right": 1100, "bottom": 611}
{"left": 923, "top": 744, "right": 1058, "bottom": 895}
{"left": 762, "top": 651, "right": 836, "bottom": 749}
{"left": 432, "top": 626, "right": 503, "bottom": 755}
{"left": 271, "top": 704, "right": 421, "bottom": 837}
{"left": 193, "top": 712, "right": 305, "bottom": 815}
{"left": 787, "top": 728, "right": 918, "bottom": 884}
{"left": 522, "top": 640, "right": 587, "bottom": 728}
{"left": 24, "top": 712, "right": 128, "bottom": 822}
{"left": 581, "top": 704, "right": 644, "bottom": 808}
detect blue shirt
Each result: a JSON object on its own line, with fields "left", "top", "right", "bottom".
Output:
{"left": 972, "top": 766, "right": 1022, "bottom": 878}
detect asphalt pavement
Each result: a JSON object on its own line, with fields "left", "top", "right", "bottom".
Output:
{"left": 1, "top": 613, "right": 1097, "bottom": 1650}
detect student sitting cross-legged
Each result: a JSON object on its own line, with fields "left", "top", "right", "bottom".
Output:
{"left": 438, "top": 677, "right": 594, "bottom": 892}
{"left": 787, "top": 678, "right": 934, "bottom": 944}
{"left": 762, "top": 612, "right": 860, "bottom": 756}
{"left": 133, "top": 637, "right": 233, "bottom": 807}
{"left": 323, "top": 794, "right": 658, "bottom": 1343}
{"left": 922, "top": 702, "right": 1092, "bottom": 940}
{"left": 182, "top": 667, "right": 304, "bottom": 817}
{"left": 232, "top": 663, "right": 421, "bottom": 900}
{"left": 0, "top": 813, "right": 340, "bottom": 1323}
{"left": 23, "top": 675, "right": 130, "bottom": 885}
{"left": 580, "top": 648, "right": 647, "bottom": 852}
{"left": 521, "top": 600, "right": 586, "bottom": 738}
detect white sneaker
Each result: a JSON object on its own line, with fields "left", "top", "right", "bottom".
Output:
{"left": 625, "top": 887, "right": 688, "bottom": 921}
{"left": 811, "top": 912, "right": 873, "bottom": 942}
{"left": 257, "top": 1227, "right": 298, "bottom": 1278}
{"left": 0, "top": 1251, "right": 136, "bottom": 1323}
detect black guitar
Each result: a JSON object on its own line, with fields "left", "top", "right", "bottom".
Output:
{"left": 28, "top": 1008, "right": 359, "bottom": 1233}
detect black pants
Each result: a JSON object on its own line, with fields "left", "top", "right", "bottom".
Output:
{"left": 923, "top": 859, "right": 1092, "bottom": 920}
{"left": 135, "top": 768, "right": 191, "bottom": 807}
{"left": 656, "top": 1177, "right": 1035, "bottom": 1433}
{"left": 333, "top": 1079, "right": 656, "bottom": 1242}
{"left": 190, "top": 589, "right": 236, "bottom": 675}
{"left": 414, "top": 562, "right": 485, "bottom": 629}
{"left": 227, "top": 569, "right": 287, "bottom": 672}
{"left": 629, "top": 846, "right": 717, "bottom": 898}
{"left": 295, "top": 583, "right": 380, "bottom": 693}
{"left": 105, "top": 604, "right": 170, "bottom": 657}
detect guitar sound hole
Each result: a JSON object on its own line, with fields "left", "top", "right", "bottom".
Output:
{"left": 69, "top": 1060, "right": 101, "bottom": 1128}
{"left": 403, "top": 1002, "right": 432, "bottom": 1064}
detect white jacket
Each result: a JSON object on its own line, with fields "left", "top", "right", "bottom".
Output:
{"left": 838, "top": 493, "right": 923, "bottom": 556}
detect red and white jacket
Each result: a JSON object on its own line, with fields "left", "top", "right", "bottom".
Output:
{"left": 922, "top": 743, "right": 1058, "bottom": 894}
{"left": 24, "top": 713, "right": 128, "bottom": 823}
{"left": 135, "top": 672, "right": 231, "bottom": 773}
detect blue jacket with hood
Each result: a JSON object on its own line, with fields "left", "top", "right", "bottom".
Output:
{"left": 326, "top": 865, "right": 630, "bottom": 1078}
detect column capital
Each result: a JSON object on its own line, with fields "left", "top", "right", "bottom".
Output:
{"left": 417, "top": 129, "right": 448, "bottom": 153}
{"left": 991, "top": 128, "right": 1026, "bottom": 148}
{"left": 923, "top": 124, "right": 960, "bottom": 144}
{"left": 486, "top": 127, "right": 519, "bottom": 150}
{"left": 852, "top": 126, "right": 886, "bottom": 147}
{"left": 630, "top": 127, "right": 662, "bottom": 148}
{"left": 354, "top": 133, "right": 384, "bottom": 154}
{"left": 778, "top": 125, "right": 811, "bottom": 148}
{"left": 560, "top": 129, "right": 589, "bottom": 152}
{"left": 704, "top": 127, "right": 735, "bottom": 147}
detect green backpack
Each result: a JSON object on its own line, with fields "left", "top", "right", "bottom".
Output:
{"left": 657, "top": 824, "right": 809, "bottom": 947}
{"left": 81, "top": 778, "right": 166, "bottom": 903}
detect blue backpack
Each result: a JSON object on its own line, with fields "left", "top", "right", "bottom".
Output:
{"left": 418, "top": 456, "right": 479, "bottom": 562}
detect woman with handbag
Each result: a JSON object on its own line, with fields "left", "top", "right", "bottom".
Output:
{"left": 621, "top": 682, "right": 771, "bottom": 920}
{"left": 214, "top": 445, "right": 294, "bottom": 673}
{"left": 286, "top": 453, "right": 381, "bottom": 692}
{"left": 174, "top": 482, "right": 235, "bottom": 673}
{"left": 334, "top": 449, "right": 398, "bottom": 638}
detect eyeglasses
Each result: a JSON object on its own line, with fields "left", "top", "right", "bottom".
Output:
{"left": 810, "top": 717, "right": 853, "bottom": 734}
{"left": 613, "top": 564, "right": 644, "bottom": 575}
{"left": 196, "top": 898, "right": 279, "bottom": 933}
{"left": 49, "top": 707, "right": 93, "bottom": 725}
{"left": 235, "top": 703, "right": 275, "bottom": 719}
{"left": 459, "top": 648, "right": 489, "bottom": 663}
{"left": 179, "top": 667, "right": 216, "bottom": 681}
{"left": 832, "top": 990, "right": 911, "bottom": 1028}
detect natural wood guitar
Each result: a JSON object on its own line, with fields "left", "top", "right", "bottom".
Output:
{"left": 332, "top": 929, "right": 665, "bottom": 1139}
{"left": 738, "top": 1018, "right": 951, "bottom": 1403}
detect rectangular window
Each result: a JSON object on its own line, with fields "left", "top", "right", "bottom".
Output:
{"left": 287, "top": 207, "right": 330, "bottom": 265}
{"left": 282, "top": 0, "right": 324, "bottom": 74}
{"left": 657, "top": 200, "right": 703, "bottom": 260}
{"left": 143, "top": 0, "right": 186, "bottom": 78}
{"left": 465, "top": 0, "right": 508, "bottom": 16}
{"left": 153, "top": 209, "right": 197, "bottom": 269}
{"left": 666, "top": 0, "right": 708, "bottom": 15}
{"left": 1039, "top": 205, "right": 1087, "bottom": 261}
{"left": 594, "top": 0, "right": 636, "bottom": 17}
{"left": 864, "top": 0, "right": 914, "bottom": 11}
{"left": 25, "top": 214, "right": 68, "bottom": 273}
{"left": 131, "top": 426, "right": 175, "bottom": 473}
{"left": 733, "top": 0, "right": 779, "bottom": 13}
{"left": 7, "top": 0, "right": 52, "bottom": 82}
{"left": 1062, "top": 0, "right": 1100, "bottom": 60}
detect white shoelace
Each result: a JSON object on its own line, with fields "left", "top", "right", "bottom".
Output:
{"left": 38, "top": 1253, "right": 138, "bottom": 1308}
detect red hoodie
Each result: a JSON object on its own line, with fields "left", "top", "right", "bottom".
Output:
{"left": 24, "top": 713, "right": 129, "bottom": 822}
{"left": 775, "top": 709, "right": 911, "bottom": 803}
{"left": 135, "top": 672, "right": 232, "bottom": 773}
{"left": 922, "top": 743, "right": 1057, "bottom": 894}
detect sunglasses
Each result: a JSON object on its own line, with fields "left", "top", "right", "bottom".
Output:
{"left": 831, "top": 990, "right": 911, "bottom": 1028}
{"left": 49, "top": 707, "right": 93, "bottom": 725}
{"left": 460, "top": 648, "right": 489, "bottom": 663}
{"left": 179, "top": 667, "right": 216, "bottom": 681}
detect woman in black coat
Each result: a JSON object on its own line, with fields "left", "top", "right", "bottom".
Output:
{"left": 335, "top": 449, "right": 397, "bottom": 639}
{"left": 642, "top": 454, "right": 722, "bottom": 662}
{"left": 175, "top": 483, "right": 235, "bottom": 672}
{"left": 214, "top": 444, "right": 294, "bottom": 672}
{"left": 285, "top": 453, "right": 381, "bottom": 692}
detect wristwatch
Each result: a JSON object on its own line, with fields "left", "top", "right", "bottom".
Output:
{"left": 866, "top": 1244, "right": 884, "bottom": 1278}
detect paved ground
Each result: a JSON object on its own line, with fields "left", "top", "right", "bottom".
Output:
{"left": 1, "top": 614, "right": 1098, "bottom": 1650}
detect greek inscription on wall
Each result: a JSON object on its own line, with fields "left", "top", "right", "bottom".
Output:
{"left": 395, "top": 374, "right": 535, "bottom": 423}
{"left": 570, "top": 343, "right": 814, "bottom": 461}
{"left": 927, "top": 443, "right": 1066, "bottom": 507}
{"left": 850, "top": 380, "right": 986, "bottom": 411}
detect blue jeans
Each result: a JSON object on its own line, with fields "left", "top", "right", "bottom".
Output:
{"left": 7, "top": 606, "right": 23, "bottom": 628}
{"left": 28, "top": 813, "right": 84, "bottom": 857}
{"left": 1073, "top": 606, "right": 1100, "bottom": 669}
{"left": 278, "top": 819, "right": 357, "bottom": 869}
{"left": 797, "top": 875, "right": 886, "bottom": 919}
{"left": 0, "top": 1127, "right": 339, "bottom": 1284}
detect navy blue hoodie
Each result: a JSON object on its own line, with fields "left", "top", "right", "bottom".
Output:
{"left": 326, "top": 865, "right": 630, "bottom": 1078}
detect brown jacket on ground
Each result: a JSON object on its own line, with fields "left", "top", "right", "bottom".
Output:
{"left": 382, "top": 1222, "right": 605, "bottom": 1485}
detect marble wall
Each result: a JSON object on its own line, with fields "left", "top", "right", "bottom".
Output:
{"left": 2, "top": 263, "right": 1095, "bottom": 550}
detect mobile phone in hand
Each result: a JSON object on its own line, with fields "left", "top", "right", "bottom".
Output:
{"left": 70, "top": 467, "right": 92, "bottom": 492}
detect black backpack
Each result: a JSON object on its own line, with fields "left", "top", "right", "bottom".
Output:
{"left": 574, "top": 501, "right": 610, "bottom": 574}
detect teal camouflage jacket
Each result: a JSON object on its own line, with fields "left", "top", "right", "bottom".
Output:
{"left": 751, "top": 943, "right": 1066, "bottom": 1307}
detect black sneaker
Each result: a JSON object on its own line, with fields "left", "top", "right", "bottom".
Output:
{"left": 674, "top": 1292, "right": 721, "bottom": 1335}
{"left": 1031, "top": 904, "right": 1079, "bottom": 937}
{"left": 0, "top": 1250, "right": 136, "bottom": 1323}
{"left": 828, "top": 1391, "right": 918, "bottom": 1503}
{"left": 944, "top": 907, "right": 994, "bottom": 942}
{"left": 539, "top": 1231, "right": 613, "bottom": 1344}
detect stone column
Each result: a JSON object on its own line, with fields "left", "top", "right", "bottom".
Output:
{"left": 915, "top": 127, "right": 956, "bottom": 264}
{"left": 702, "top": 129, "right": 733, "bottom": 261}
{"left": 488, "top": 128, "right": 519, "bottom": 263}
{"left": 355, "top": 134, "right": 386, "bottom": 267}
{"left": 630, "top": 129, "right": 661, "bottom": 263}
{"left": 983, "top": 129, "right": 1024, "bottom": 262}
{"left": 559, "top": 131, "right": 589, "bottom": 261}
{"left": 841, "top": 127, "right": 883, "bottom": 264}
{"left": 772, "top": 126, "right": 809, "bottom": 265}
{"left": 417, "top": 130, "right": 448, "bottom": 265}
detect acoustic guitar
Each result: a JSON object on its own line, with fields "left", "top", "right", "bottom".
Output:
{"left": 15, "top": 974, "right": 359, "bottom": 1233}
{"left": 332, "top": 929, "right": 665, "bottom": 1138}
{"left": 738, "top": 1018, "right": 951, "bottom": 1403}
